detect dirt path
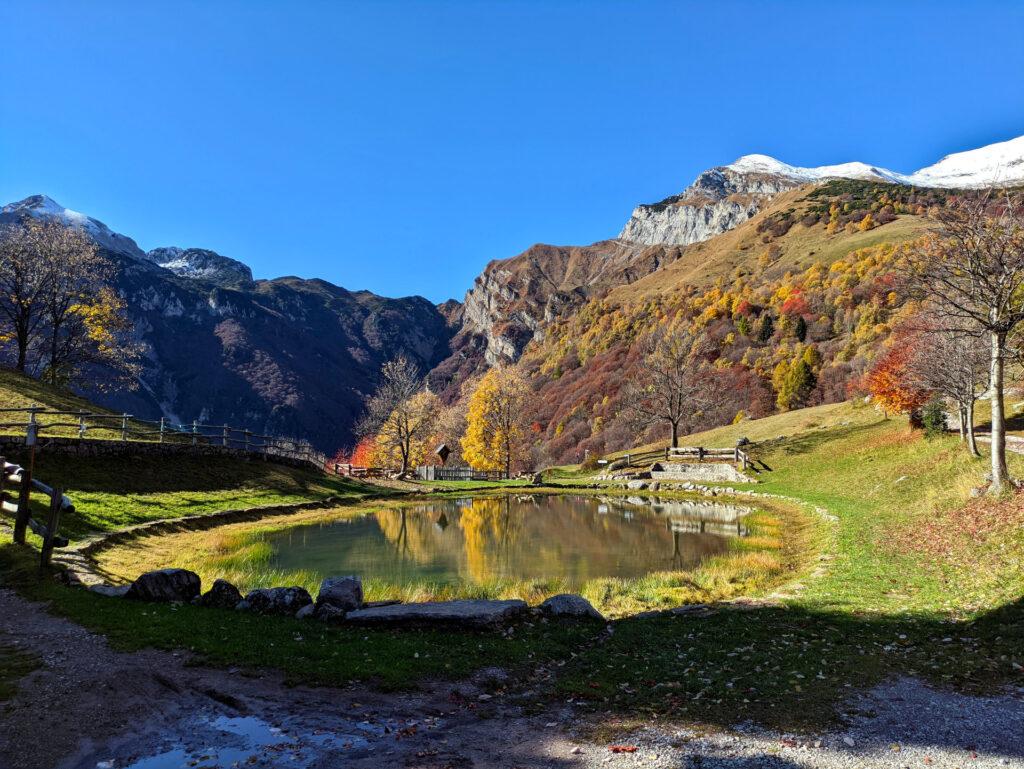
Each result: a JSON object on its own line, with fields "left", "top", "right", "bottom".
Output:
{"left": 2, "top": 588, "right": 1023, "bottom": 769}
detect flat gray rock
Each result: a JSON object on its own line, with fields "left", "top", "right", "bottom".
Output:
{"left": 345, "top": 599, "right": 528, "bottom": 627}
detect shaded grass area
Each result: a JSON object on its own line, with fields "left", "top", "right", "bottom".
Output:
{"left": 0, "top": 544, "right": 597, "bottom": 691}
{"left": 557, "top": 599, "right": 1024, "bottom": 732}
{"left": 3, "top": 451, "right": 379, "bottom": 539}
{"left": 0, "top": 642, "right": 39, "bottom": 705}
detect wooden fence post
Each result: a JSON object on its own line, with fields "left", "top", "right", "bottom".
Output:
{"left": 39, "top": 486, "right": 63, "bottom": 569}
{"left": 159, "top": 417, "right": 165, "bottom": 443}
{"left": 78, "top": 411, "right": 87, "bottom": 439}
{"left": 13, "top": 465, "right": 32, "bottom": 545}
{"left": 223, "top": 425, "right": 229, "bottom": 447}
{"left": 0, "top": 455, "right": 6, "bottom": 539}
{"left": 192, "top": 420, "right": 198, "bottom": 446}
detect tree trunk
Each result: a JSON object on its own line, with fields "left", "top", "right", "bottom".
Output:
{"left": 15, "top": 338, "right": 27, "bottom": 371}
{"left": 966, "top": 399, "right": 980, "bottom": 458}
{"left": 957, "top": 406, "right": 966, "bottom": 441}
{"left": 989, "top": 330, "right": 1010, "bottom": 493}
{"left": 670, "top": 421, "right": 679, "bottom": 448}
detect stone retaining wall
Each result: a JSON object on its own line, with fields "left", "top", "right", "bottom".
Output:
{"left": 0, "top": 434, "right": 321, "bottom": 473}
{"left": 650, "top": 462, "right": 755, "bottom": 483}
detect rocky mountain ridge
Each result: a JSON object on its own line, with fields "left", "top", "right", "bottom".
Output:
{"left": 0, "top": 196, "right": 455, "bottom": 452}
{"left": 5, "top": 132, "right": 1022, "bottom": 452}
{"left": 618, "top": 133, "right": 1024, "bottom": 248}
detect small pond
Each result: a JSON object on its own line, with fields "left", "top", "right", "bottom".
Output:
{"left": 266, "top": 495, "right": 750, "bottom": 590}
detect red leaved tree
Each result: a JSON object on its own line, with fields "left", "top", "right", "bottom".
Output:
{"left": 866, "top": 345, "right": 930, "bottom": 420}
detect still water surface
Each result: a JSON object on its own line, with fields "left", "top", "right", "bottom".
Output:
{"left": 266, "top": 495, "right": 750, "bottom": 589}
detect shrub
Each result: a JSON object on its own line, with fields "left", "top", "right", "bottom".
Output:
{"left": 921, "top": 399, "right": 948, "bottom": 439}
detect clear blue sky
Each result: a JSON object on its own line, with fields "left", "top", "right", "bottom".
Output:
{"left": 3, "top": 1, "right": 1023, "bottom": 303}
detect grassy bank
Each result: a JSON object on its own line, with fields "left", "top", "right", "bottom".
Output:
{"left": 5, "top": 452, "right": 377, "bottom": 539}
{"left": 91, "top": 492, "right": 816, "bottom": 617}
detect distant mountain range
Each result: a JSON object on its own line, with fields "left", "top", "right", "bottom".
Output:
{"left": 3, "top": 133, "right": 1022, "bottom": 452}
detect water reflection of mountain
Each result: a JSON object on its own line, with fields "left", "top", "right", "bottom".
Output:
{"left": 267, "top": 495, "right": 749, "bottom": 588}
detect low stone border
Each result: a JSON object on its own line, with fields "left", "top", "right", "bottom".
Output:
{"left": 50, "top": 481, "right": 839, "bottom": 626}
{"left": 54, "top": 496, "right": 350, "bottom": 587}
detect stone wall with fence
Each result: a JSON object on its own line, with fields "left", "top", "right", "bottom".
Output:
{"left": 0, "top": 434, "right": 324, "bottom": 473}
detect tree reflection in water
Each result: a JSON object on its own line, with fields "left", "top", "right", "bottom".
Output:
{"left": 267, "top": 495, "right": 751, "bottom": 590}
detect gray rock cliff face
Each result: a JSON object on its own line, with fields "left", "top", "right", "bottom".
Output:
{"left": 618, "top": 167, "right": 801, "bottom": 247}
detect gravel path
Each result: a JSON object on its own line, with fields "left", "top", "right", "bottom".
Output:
{"left": 1, "top": 588, "right": 1022, "bottom": 769}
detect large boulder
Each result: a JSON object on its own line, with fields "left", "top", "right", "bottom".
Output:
{"left": 315, "top": 576, "right": 363, "bottom": 612}
{"left": 198, "top": 579, "right": 243, "bottom": 610}
{"left": 244, "top": 586, "right": 313, "bottom": 616}
{"left": 539, "top": 594, "right": 604, "bottom": 621}
{"left": 126, "top": 569, "right": 201, "bottom": 603}
{"left": 345, "top": 599, "right": 528, "bottom": 628}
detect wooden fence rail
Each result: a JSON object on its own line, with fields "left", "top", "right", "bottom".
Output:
{"left": 618, "top": 445, "right": 752, "bottom": 471}
{"left": 2, "top": 456, "right": 73, "bottom": 568}
{"left": 0, "top": 406, "right": 328, "bottom": 470}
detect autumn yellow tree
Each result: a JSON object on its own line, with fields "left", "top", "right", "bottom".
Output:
{"left": 0, "top": 218, "right": 140, "bottom": 387}
{"left": 461, "top": 366, "right": 529, "bottom": 477}
{"left": 358, "top": 356, "right": 439, "bottom": 475}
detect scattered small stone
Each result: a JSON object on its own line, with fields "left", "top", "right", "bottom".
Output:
{"left": 88, "top": 584, "right": 130, "bottom": 598}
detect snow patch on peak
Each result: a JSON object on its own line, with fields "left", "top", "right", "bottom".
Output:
{"left": 726, "top": 155, "right": 903, "bottom": 183}
{"left": 908, "top": 134, "right": 1024, "bottom": 187}
{"left": 726, "top": 134, "right": 1024, "bottom": 189}
{"left": 0, "top": 194, "right": 145, "bottom": 258}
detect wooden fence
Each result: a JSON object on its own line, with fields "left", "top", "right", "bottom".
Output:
{"left": 0, "top": 406, "right": 328, "bottom": 470}
{"left": 1, "top": 456, "right": 74, "bottom": 568}
{"left": 416, "top": 465, "right": 506, "bottom": 482}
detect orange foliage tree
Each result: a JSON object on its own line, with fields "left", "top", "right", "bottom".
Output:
{"left": 866, "top": 345, "right": 930, "bottom": 419}
{"left": 330, "top": 436, "right": 377, "bottom": 469}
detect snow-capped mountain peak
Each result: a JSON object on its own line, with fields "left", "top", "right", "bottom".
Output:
{"left": 146, "top": 246, "right": 254, "bottom": 288}
{"left": 726, "top": 155, "right": 905, "bottom": 184}
{"left": 0, "top": 194, "right": 145, "bottom": 258}
{"left": 909, "top": 134, "right": 1024, "bottom": 188}
{"left": 620, "top": 133, "right": 1024, "bottom": 247}
{"left": 726, "top": 134, "right": 1024, "bottom": 189}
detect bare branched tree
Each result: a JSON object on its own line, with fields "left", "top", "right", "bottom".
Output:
{"left": 357, "top": 355, "right": 437, "bottom": 475}
{"left": 905, "top": 317, "right": 988, "bottom": 456}
{"left": 0, "top": 219, "right": 141, "bottom": 389}
{"left": 907, "top": 191, "right": 1024, "bottom": 492}
{"left": 620, "top": 325, "right": 713, "bottom": 448}
{"left": 0, "top": 224, "right": 49, "bottom": 371}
